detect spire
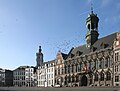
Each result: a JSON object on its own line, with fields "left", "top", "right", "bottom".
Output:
{"left": 91, "top": 3, "right": 93, "bottom": 14}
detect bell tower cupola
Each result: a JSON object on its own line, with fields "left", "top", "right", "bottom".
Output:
{"left": 86, "top": 7, "right": 99, "bottom": 48}
{"left": 36, "top": 46, "right": 44, "bottom": 68}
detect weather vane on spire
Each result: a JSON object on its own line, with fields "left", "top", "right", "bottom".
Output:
{"left": 91, "top": 2, "right": 93, "bottom": 14}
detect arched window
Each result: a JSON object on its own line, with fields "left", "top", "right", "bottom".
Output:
{"left": 76, "top": 75, "right": 79, "bottom": 82}
{"left": 88, "top": 24, "right": 90, "bottom": 30}
{"left": 64, "top": 65, "right": 67, "bottom": 74}
{"left": 72, "top": 65, "right": 74, "bottom": 73}
{"left": 61, "top": 77, "right": 63, "bottom": 82}
{"left": 68, "top": 65, "right": 70, "bottom": 73}
{"left": 100, "top": 71, "right": 104, "bottom": 81}
{"left": 106, "top": 71, "right": 111, "bottom": 81}
{"left": 78, "top": 64, "right": 80, "bottom": 72}
{"left": 64, "top": 75, "right": 67, "bottom": 85}
{"left": 105, "top": 58, "right": 108, "bottom": 67}
{"left": 90, "top": 61, "right": 95, "bottom": 70}
{"left": 94, "top": 72, "right": 98, "bottom": 81}
{"left": 72, "top": 75, "right": 75, "bottom": 82}
{"left": 100, "top": 59, "right": 104, "bottom": 69}
{"left": 76, "top": 64, "right": 78, "bottom": 72}
{"left": 68, "top": 75, "right": 71, "bottom": 83}
{"left": 58, "top": 69, "right": 60, "bottom": 75}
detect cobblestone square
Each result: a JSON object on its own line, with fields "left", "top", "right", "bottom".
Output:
{"left": 0, "top": 87, "right": 120, "bottom": 91}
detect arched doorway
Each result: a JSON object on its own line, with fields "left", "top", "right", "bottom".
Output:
{"left": 81, "top": 75, "right": 87, "bottom": 86}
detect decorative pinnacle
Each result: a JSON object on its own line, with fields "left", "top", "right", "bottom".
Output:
{"left": 39, "top": 46, "right": 42, "bottom": 53}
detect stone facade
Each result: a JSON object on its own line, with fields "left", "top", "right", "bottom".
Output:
{"left": 35, "top": 10, "right": 120, "bottom": 87}
{"left": 55, "top": 51, "right": 67, "bottom": 86}
{"left": 113, "top": 32, "right": 120, "bottom": 86}
{"left": 55, "top": 10, "right": 119, "bottom": 87}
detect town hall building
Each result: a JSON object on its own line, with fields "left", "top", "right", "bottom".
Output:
{"left": 36, "top": 9, "right": 120, "bottom": 87}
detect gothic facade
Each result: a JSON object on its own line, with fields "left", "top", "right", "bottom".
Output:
{"left": 36, "top": 10, "right": 120, "bottom": 87}
{"left": 113, "top": 32, "right": 120, "bottom": 86}
{"left": 60, "top": 10, "right": 119, "bottom": 87}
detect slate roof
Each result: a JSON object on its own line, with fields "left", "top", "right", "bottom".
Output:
{"left": 40, "top": 59, "right": 55, "bottom": 67}
{"left": 13, "top": 66, "right": 30, "bottom": 71}
{"left": 67, "top": 32, "right": 117, "bottom": 59}
{"left": 61, "top": 53, "right": 68, "bottom": 60}
{"left": 93, "top": 32, "right": 116, "bottom": 51}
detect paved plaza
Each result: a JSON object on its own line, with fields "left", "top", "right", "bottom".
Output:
{"left": 0, "top": 87, "right": 120, "bottom": 91}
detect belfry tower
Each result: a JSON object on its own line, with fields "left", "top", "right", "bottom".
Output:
{"left": 36, "top": 46, "right": 43, "bottom": 68}
{"left": 86, "top": 6, "right": 99, "bottom": 48}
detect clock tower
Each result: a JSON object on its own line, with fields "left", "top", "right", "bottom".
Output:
{"left": 86, "top": 7, "right": 99, "bottom": 48}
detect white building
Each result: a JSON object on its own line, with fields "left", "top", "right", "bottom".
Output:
{"left": 37, "top": 64, "right": 45, "bottom": 87}
{"left": 37, "top": 60, "right": 55, "bottom": 87}
{"left": 25, "top": 66, "right": 37, "bottom": 87}
{"left": 45, "top": 60, "right": 55, "bottom": 87}
{"left": 13, "top": 66, "right": 26, "bottom": 87}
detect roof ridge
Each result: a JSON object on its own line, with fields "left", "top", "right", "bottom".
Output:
{"left": 98, "top": 32, "right": 117, "bottom": 40}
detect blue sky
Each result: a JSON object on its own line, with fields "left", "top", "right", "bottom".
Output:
{"left": 0, "top": 0, "right": 120, "bottom": 70}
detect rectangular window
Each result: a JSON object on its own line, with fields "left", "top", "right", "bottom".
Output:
{"left": 96, "top": 60, "right": 98, "bottom": 69}
{"left": 55, "top": 70, "right": 57, "bottom": 76}
{"left": 115, "top": 76, "right": 119, "bottom": 82}
{"left": 49, "top": 80, "right": 51, "bottom": 85}
{"left": 115, "top": 52, "right": 119, "bottom": 62}
{"left": 65, "top": 66, "right": 67, "bottom": 74}
{"left": 52, "top": 68, "right": 53, "bottom": 72}
{"left": 51, "top": 74, "right": 53, "bottom": 78}
{"left": 68, "top": 66, "right": 70, "bottom": 73}
{"left": 115, "top": 65, "right": 119, "bottom": 72}
{"left": 52, "top": 80, "right": 53, "bottom": 85}
{"left": 58, "top": 69, "right": 60, "bottom": 75}
{"left": 101, "top": 59, "right": 104, "bottom": 69}
{"left": 62, "top": 69, "right": 63, "bottom": 74}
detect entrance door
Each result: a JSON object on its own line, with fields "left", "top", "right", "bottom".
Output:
{"left": 81, "top": 75, "right": 87, "bottom": 86}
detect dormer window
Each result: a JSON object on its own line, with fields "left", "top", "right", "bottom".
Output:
{"left": 70, "top": 54, "right": 74, "bottom": 58}
{"left": 91, "top": 46, "right": 97, "bottom": 52}
{"left": 76, "top": 51, "right": 82, "bottom": 56}
{"left": 100, "top": 42, "right": 109, "bottom": 49}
